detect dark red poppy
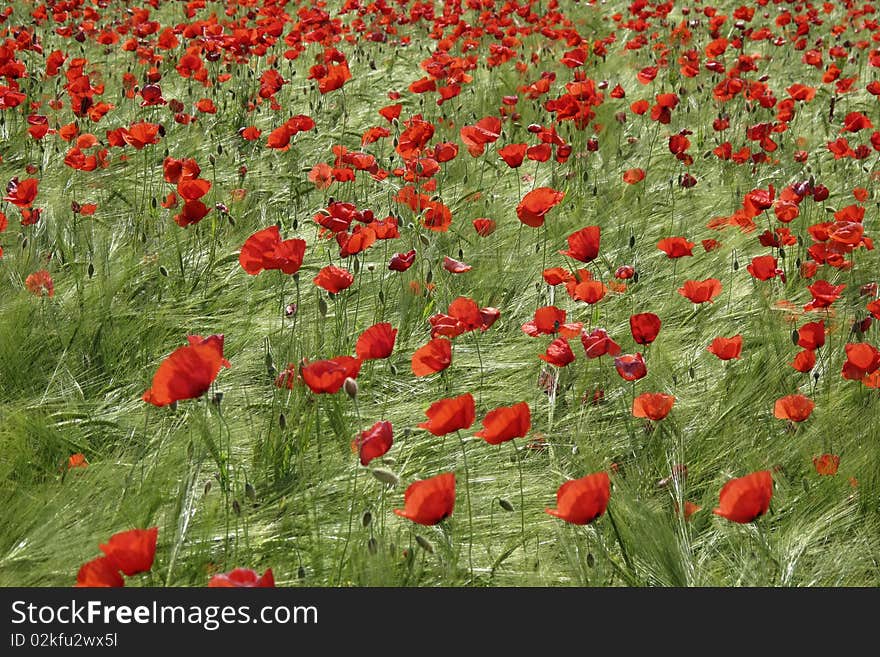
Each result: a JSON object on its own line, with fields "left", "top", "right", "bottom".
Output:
{"left": 352, "top": 420, "right": 393, "bottom": 466}
{"left": 516, "top": 187, "right": 564, "bottom": 227}
{"left": 355, "top": 323, "right": 397, "bottom": 360}
{"left": 411, "top": 338, "right": 452, "bottom": 377}
{"left": 813, "top": 454, "right": 840, "bottom": 476}
{"left": 301, "top": 357, "right": 362, "bottom": 394}
{"left": 3, "top": 177, "right": 38, "bottom": 207}
{"left": 560, "top": 226, "right": 601, "bottom": 263}
{"left": 99, "top": 527, "right": 158, "bottom": 576}
{"left": 239, "top": 226, "right": 306, "bottom": 276}
{"left": 678, "top": 278, "right": 723, "bottom": 304}
{"left": 630, "top": 313, "right": 661, "bottom": 345}
{"left": 707, "top": 335, "right": 743, "bottom": 360}
{"left": 632, "top": 393, "right": 675, "bottom": 420}
{"left": 143, "top": 335, "right": 230, "bottom": 407}
{"left": 713, "top": 470, "right": 773, "bottom": 523}
{"left": 581, "top": 328, "right": 621, "bottom": 358}
{"left": 475, "top": 402, "right": 531, "bottom": 445}
{"left": 394, "top": 472, "right": 455, "bottom": 525}
{"left": 76, "top": 556, "right": 124, "bottom": 588}
{"left": 173, "top": 200, "right": 210, "bottom": 227}
{"left": 539, "top": 338, "right": 575, "bottom": 367}
{"left": 389, "top": 249, "right": 416, "bottom": 271}
{"left": 208, "top": 568, "right": 275, "bottom": 587}
{"left": 545, "top": 472, "right": 611, "bottom": 525}
{"left": 657, "top": 236, "right": 695, "bottom": 258}
{"left": 472, "top": 218, "right": 496, "bottom": 236}
{"left": 418, "top": 393, "right": 475, "bottom": 436}
{"left": 614, "top": 353, "right": 647, "bottom": 381}
{"left": 774, "top": 394, "right": 815, "bottom": 422}
{"left": 314, "top": 265, "right": 354, "bottom": 293}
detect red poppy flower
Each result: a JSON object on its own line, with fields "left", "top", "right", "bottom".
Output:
{"left": 539, "top": 338, "right": 576, "bottom": 367}
{"left": 707, "top": 335, "right": 743, "bottom": 360}
{"left": 208, "top": 568, "right": 275, "bottom": 587}
{"left": 581, "top": 328, "right": 621, "bottom": 358}
{"left": 804, "top": 280, "right": 846, "bottom": 311}
{"left": 568, "top": 279, "right": 607, "bottom": 304}
{"left": 99, "top": 527, "right": 158, "bottom": 576}
{"left": 418, "top": 393, "right": 475, "bottom": 436}
{"left": 352, "top": 420, "right": 393, "bottom": 466}
{"left": 389, "top": 249, "right": 416, "bottom": 271}
{"left": 76, "top": 556, "right": 124, "bottom": 588}
{"left": 25, "top": 269, "right": 54, "bottom": 297}
{"left": 747, "top": 255, "right": 783, "bottom": 281}
{"left": 813, "top": 454, "right": 840, "bottom": 476}
{"left": 442, "top": 256, "right": 472, "bottom": 273}
{"left": 678, "top": 278, "right": 723, "bottom": 304}
{"left": 545, "top": 472, "right": 611, "bottom": 525}
{"left": 797, "top": 320, "right": 825, "bottom": 350}
{"left": 411, "top": 338, "right": 452, "bottom": 377}
{"left": 173, "top": 200, "right": 210, "bottom": 227}
{"left": 314, "top": 265, "right": 354, "bottom": 293}
{"left": 614, "top": 353, "right": 647, "bottom": 381}
{"left": 355, "top": 323, "right": 397, "bottom": 360}
{"left": 301, "top": 356, "right": 362, "bottom": 394}
{"left": 521, "top": 306, "right": 581, "bottom": 338}
{"left": 394, "top": 472, "right": 456, "bottom": 526}
{"left": 657, "top": 236, "right": 695, "bottom": 258}
{"left": 560, "top": 226, "right": 601, "bottom": 263}
{"left": 868, "top": 299, "right": 880, "bottom": 320}
{"left": 475, "top": 402, "right": 531, "bottom": 445}
{"left": 498, "top": 143, "right": 527, "bottom": 168}
{"left": 143, "top": 335, "right": 230, "bottom": 407}
{"left": 177, "top": 178, "right": 211, "bottom": 201}
{"left": 713, "top": 470, "right": 773, "bottom": 523}
{"left": 121, "top": 122, "right": 161, "bottom": 149}
{"left": 3, "top": 177, "right": 38, "bottom": 207}
{"left": 630, "top": 313, "right": 661, "bottom": 345}
{"left": 841, "top": 342, "right": 880, "bottom": 380}
{"left": 68, "top": 453, "right": 88, "bottom": 469}
{"left": 516, "top": 187, "right": 564, "bottom": 227}
{"left": 623, "top": 168, "right": 645, "bottom": 184}
{"left": 774, "top": 394, "right": 815, "bottom": 422}
{"left": 791, "top": 349, "right": 816, "bottom": 373}
{"left": 472, "top": 218, "right": 496, "bottom": 236}
{"left": 632, "top": 393, "right": 675, "bottom": 420}
{"left": 239, "top": 226, "right": 306, "bottom": 276}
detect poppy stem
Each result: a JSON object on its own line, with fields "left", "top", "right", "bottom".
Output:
{"left": 456, "top": 430, "right": 475, "bottom": 583}
{"left": 511, "top": 439, "right": 526, "bottom": 558}
{"left": 336, "top": 462, "right": 360, "bottom": 584}
{"left": 606, "top": 505, "right": 634, "bottom": 576}
{"left": 473, "top": 331, "right": 484, "bottom": 406}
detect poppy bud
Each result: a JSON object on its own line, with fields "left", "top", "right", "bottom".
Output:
{"left": 499, "top": 498, "right": 514, "bottom": 512}
{"left": 791, "top": 329, "right": 799, "bottom": 345}
{"left": 362, "top": 510, "right": 372, "bottom": 527}
{"left": 88, "top": 263, "right": 94, "bottom": 278}
{"left": 367, "top": 537, "right": 378, "bottom": 555}
{"left": 232, "top": 499, "right": 241, "bottom": 516}
{"left": 629, "top": 232, "right": 635, "bottom": 248}
{"left": 318, "top": 297, "right": 328, "bottom": 317}
{"left": 204, "top": 480, "right": 212, "bottom": 495}
{"left": 389, "top": 363, "right": 397, "bottom": 375}
{"left": 586, "top": 553, "right": 595, "bottom": 568}
{"left": 245, "top": 482, "right": 256, "bottom": 502}
{"left": 298, "top": 566, "right": 306, "bottom": 579}
{"left": 415, "top": 535, "right": 434, "bottom": 554}
{"left": 279, "top": 413, "right": 286, "bottom": 430}
{"left": 344, "top": 377, "right": 358, "bottom": 399}
{"left": 778, "top": 247, "right": 785, "bottom": 260}
{"left": 211, "top": 391, "right": 223, "bottom": 407}
{"left": 426, "top": 268, "right": 433, "bottom": 284}
{"left": 159, "top": 265, "right": 169, "bottom": 277}
{"left": 371, "top": 468, "right": 399, "bottom": 486}
{"left": 217, "top": 143, "right": 223, "bottom": 155}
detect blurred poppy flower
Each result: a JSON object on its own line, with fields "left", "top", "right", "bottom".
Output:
{"left": 774, "top": 394, "right": 815, "bottom": 422}
{"left": 76, "top": 556, "right": 124, "bottom": 588}
{"left": 632, "top": 393, "right": 675, "bottom": 420}
{"left": 352, "top": 421, "right": 393, "bottom": 466}
{"left": 411, "top": 338, "right": 452, "bottom": 376}
{"left": 707, "top": 335, "right": 743, "bottom": 360}
{"left": 545, "top": 472, "right": 610, "bottom": 525}
{"left": 419, "top": 393, "right": 475, "bottom": 436}
{"left": 314, "top": 265, "right": 354, "bottom": 293}
{"left": 301, "top": 357, "right": 362, "bottom": 394}
{"left": 516, "top": 187, "right": 564, "bottom": 227}
{"left": 68, "top": 453, "right": 88, "bottom": 469}
{"left": 472, "top": 218, "right": 496, "bottom": 236}
{"left": 813, "top": 454, "right": 840, "bottom": 476}
{"left": 394, "top": 472, "right": 455, "bottom": 525}
{"left": 208, "top": 568, "right": 275, "bottom": 587}
{"left": 99, "top": 527, "right": 158, "bottom": 576}
{"left": 475, "top": 402, "right": 531, "bottom": 445}
{"left": 355, "top": 323, "right": 397, "bottom": 360}
{"left": 614, "top": 353, "right": 647, "bottom": 381}
{"left": 678, "top": 278, "right": 722, "bottom": 304}
{"left": 713, "top": 470, "right": 773, "bottom": 523}
{"left": 623, "top": 168, "right": 645, "bottom": 184}
{"left": 143, "top": 335, "right": 230, "bottom": 407}
{"left": 25, "top": 269, "right": 54, "bottom": 297}
{"left": 630, "top": 313, "right": 661, "bottom": 345}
